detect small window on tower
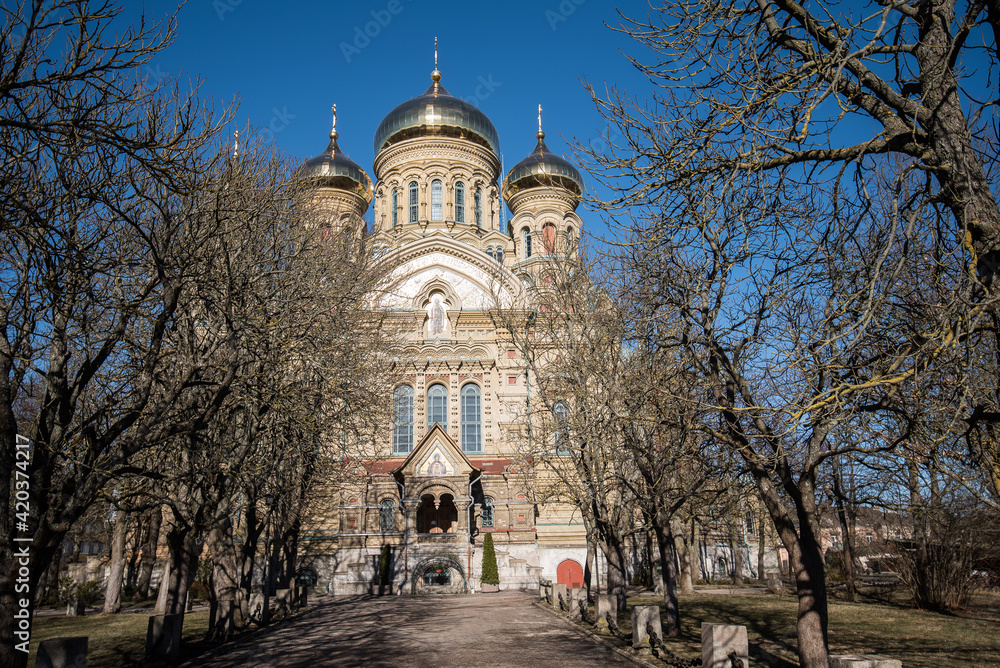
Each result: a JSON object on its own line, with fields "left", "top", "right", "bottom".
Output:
{"left": 455, "top": 181, "right": 465, "bottom": 223}
{"left": 431, "top": 179, "right": 443, "bottom": 221}
{"left": 408, "top": 181, "right": 418, "bottom": 222}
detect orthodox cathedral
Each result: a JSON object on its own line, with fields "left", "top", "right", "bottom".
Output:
{"left": 295, "top": 57, "right": 589, "bottom": 595}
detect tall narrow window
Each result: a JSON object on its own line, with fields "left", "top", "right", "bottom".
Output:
{"left": 455, "top": 181, "right": 465, "bottom": 223}
{"left": 381, "top": 500, "right": 395, "bottom": 533}
{"left": 461, "top": 384, "right": 482, "bottom": 453}
{"left": 427, "top": 384, "right": 447, "bottom": 430}
{"left": 393, "top": 385, "right": 414, "bottom": 455}
{"left": 391, "top": 188, "right": 398, "bottom": 228}
{"left": 408, "top": 181, "right": 418, "bottom": 222}
{"left": 486, "top": 247, "right": 495, "bottom": 261}
{"left": 554, "top": 401, "right": 569, "bottom": 453}
{"left": 431, "top": 179, "right": 443, "bottom": 221}
{"left": 566, "top": 226, "right": 574, "bottom": 250}
{"left": 543, "top": 223, "right": 556, "bottom": 254}
{"left": 475, "top": 187, "right": 483, "bottom": 227}
{"left": 523, "top": 228, "right": 532, "bottom": 258}
{"left": 496, "top": 247, "right": 504, "bottom": 264}
{"left": 481, "top": 498, "right": 494, "bottom": 528}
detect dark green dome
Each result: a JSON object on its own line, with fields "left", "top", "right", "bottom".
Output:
{"left": 298, "top": 130, "right": 373, "bottom": 205}
{"left": 502, "top": 131, "right": 583, "bottom": 200}
{"left": 374, "top": 73, "right": 500, "bottom": 156}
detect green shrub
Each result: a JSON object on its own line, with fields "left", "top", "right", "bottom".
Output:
{"left": 480, "top": 533, "right": 499, "bottom": 585}
{"left": 76, "top": 581, "right": 102, "bottom": 607}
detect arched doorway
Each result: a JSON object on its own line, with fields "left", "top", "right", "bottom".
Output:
{"left": 557, "top": 559, "right": 583, "bottom": 589}
{"left": 411, "top": 554, "right": 468, "bottom": 594}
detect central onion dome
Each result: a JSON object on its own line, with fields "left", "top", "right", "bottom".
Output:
{"left": 373, "top": 69, "right": 500, "bottom": 156}
{"left": 298, "top": 115, "right": 373, "bottom": 206}
{"left": 502, "top": 128, "right": 583, "bottom": 200}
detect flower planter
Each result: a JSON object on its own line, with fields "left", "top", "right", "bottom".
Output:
{"left": 480, "top": 583, "right": 499, "bottom": 593}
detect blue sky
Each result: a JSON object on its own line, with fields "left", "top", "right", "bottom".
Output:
{"left": 134, "top": 0, "right": 656, "bottom": 233}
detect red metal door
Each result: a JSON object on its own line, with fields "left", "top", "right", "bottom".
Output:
{"left": 556, "top": 559, "right": 583, "bottom": 589}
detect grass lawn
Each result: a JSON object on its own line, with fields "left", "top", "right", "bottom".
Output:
{"left": 590, "top": 589, "right": 1000, "bottom": 667}
{"left": 27, "top": 607, "right": 211, "bottom": 668}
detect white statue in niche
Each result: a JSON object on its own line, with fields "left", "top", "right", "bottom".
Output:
{"left": 427, "top": 293, "right": 448, "bottom": 337}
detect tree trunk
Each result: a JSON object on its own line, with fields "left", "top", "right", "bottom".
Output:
{"left": 729, "top": 518, "right": 745, "bottom": 587}
{"left": 672, "top": 518, "right": 695, "bottom": 594}
{"left": 137, "top": 506, "right": 162, "bottom": 599}
{"left": 757, "top": 510, "right": 767, "bottom": 582}
{"left": 652, "top": 521, "right": 681, "bottom": 636}
{"left": 207, "top": 519, "right": 240, "bottom": 640}
{"left": 584, "top": 533, "right": 596, "bottom": 596}
{"left": 792, "top": 529, "right": 830, "bottom": 668}
{"left": 163, "top": 525, "right": 200, "bottom": 616}
{"left": 601, "top": 540, "right": 628, "bottom": 611}
{"left": 154, "top": 560, "right": 170, "bottom": 614}
{"left": 102, "top": 510, "right": 128, "bottom": 614}
{"left": 831, "top": 468, "right": 857, "bottom": 602}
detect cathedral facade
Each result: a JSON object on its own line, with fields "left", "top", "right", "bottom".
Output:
{"left": 296, "top": 64, "right": 589, "bottom": 595}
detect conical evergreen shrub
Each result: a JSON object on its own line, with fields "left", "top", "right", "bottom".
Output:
{"left": 481, "top": 532, "right": 500, "bottom": 585}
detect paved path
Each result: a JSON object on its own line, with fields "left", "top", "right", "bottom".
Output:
{"left": 181, "top": 591, "right": 635, "bottom": 668}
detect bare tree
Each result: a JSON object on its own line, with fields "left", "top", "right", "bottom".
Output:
{"left": 0, "top": 2, "right": 232, "bottom": 663}
{"left": 580, "top": 3, "right": 998, "bottom": 663}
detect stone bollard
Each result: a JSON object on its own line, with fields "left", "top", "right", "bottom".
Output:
{"left": 829, "top": 656, "right": 903, "bottom": 668}
{"left": 595, "top": 593, "right": 616, "bottom": 630}
{"left": 552, "top": 582, "right": 568, "bottom": 610}
{"left": 249, "top": 591, "right": 270, "bottom": 625}
{"left": 631, "top": 605, "right": 663, "bottom": 652}
{"left": 144, "top": 613, "right": 183, "bottom": 665}
{"left": 702, "top": 623, "right": 748, "bottom": 668}
{"left": 274, "top": 588, "right": 293, "bottom": 618}
{"left": 568, "top": 588, "right": 587, "bottom": 620}
{"left": 36, "top": 636, "right": 88, "bottom": 668}
{"left": 539, "top": 580, "right": 550, "bottom": 602}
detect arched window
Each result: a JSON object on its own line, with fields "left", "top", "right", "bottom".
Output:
{"left": 481, "top": 497, "right": 494, "bottom": 528}
{"left": 408, "top": 181, "right": 418, "bottom": 222}
{"left": 566, "top": 226, "right": 574, "bottom": 250}
{"left": 381, "top": 499, "right": 395, "bottom": 533}
{"left": 553, "top": 401, "right": 569, "bottom": 453}
{"left": 461, "top": 384, "right": 482, "bottom": 453}
{"left": 455, "top": 181, "right": 465, "bottom": 223}
{"left": 427, "top": 384, "right": 447, "bottom": 430}
{"left": 522, "top": 228, "right": 532, "bottom": 258}
{"left": 486, "top": 247, "right": 495, "bottom": 261}
{"left": 496, "top": 247, "right": 504, "bottom": 264}
{"left": 391, "top": 188, "right": 398, "bottom": 228}
{"left": 475, "top": 187, "right": 483, "bottom": 227}
{"left": 393, "top": 386, "right": 414, "bottom": 455}
{"left": 543, "top": 223, "right": 556, "bottom": 254}
{"left": 431, "top": 179, "right": 443, "bottom": 221}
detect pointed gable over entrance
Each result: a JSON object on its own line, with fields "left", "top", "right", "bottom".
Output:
{"left": 394, "top": 423, "right": 478, "bottom": 481}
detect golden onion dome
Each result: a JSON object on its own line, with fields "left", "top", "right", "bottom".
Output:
{"left": 502, "top": 129, "right": 583, "bottom": 200}
{"left": 298, "top": 110, "right": 373, "bottom": 205}
{"left": 373, "top": 70, "right": 500, "bottom": 157}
